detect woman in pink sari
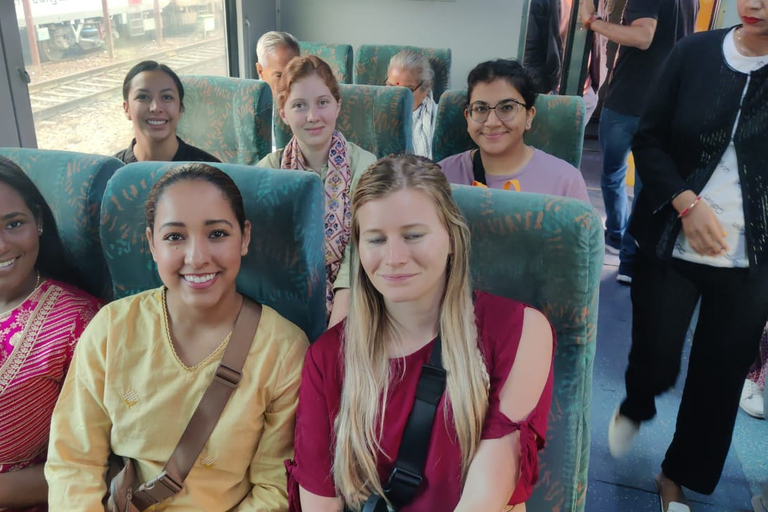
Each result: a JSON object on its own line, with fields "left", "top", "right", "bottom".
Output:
{"left": 0, "top": 155, "right": 101, "bottom": 511}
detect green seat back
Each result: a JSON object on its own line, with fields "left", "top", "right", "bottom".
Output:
{"left": 0, "top": 147, "right": 123, "bottom": 300}
{"left": 453, "top": 186, "right": 602, "bottom": 512}
{"left": 177, "top": 76, "right": 273, "bottom": 165}
{"left": 353, "top": 44, "right": 451, "bottom": 102}
{"left": 299, "top": 41, "right": 353, "bottom": 84}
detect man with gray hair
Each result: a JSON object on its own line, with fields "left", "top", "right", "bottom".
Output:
{"left": 255, "top": 31, "right": 300, "bottom": 95}
{"left": 386, "top": 50, "right": 436, "bottom": 159}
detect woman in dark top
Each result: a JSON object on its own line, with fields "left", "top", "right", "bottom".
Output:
{"left": 609, "top": 1, "right": 768, "bottom": 509}
{"left": 114, "top": 61, "right": 220, "bottom": 164}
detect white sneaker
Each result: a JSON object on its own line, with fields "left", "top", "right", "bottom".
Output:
{"left": 740, "top": 379, "right": 765, "bottom": 419}
{"left": 753, "top": 494, "right": 767, "bottom": 512}
{"left": 608, "top": 408, "right": 640, "bottom": 459}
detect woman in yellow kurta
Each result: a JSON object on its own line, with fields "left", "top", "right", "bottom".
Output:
{"left": 45, "top": 164, "right": 308, "bottom": 511}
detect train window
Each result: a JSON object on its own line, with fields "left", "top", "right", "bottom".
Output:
{"left": 12, "top": 0, "right": 228, "bottom": 155}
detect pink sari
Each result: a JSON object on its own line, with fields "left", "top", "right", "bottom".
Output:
{"left": 0, "top": 280, "right": 100, "bottom": 510}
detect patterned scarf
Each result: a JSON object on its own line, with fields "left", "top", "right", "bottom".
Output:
{"left": 281, "top": 131, "right": 353, "bottom": 316}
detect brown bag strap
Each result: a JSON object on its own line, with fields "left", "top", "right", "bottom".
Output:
{"left": 131, "top": 297, "right": 262, "bottom": 509}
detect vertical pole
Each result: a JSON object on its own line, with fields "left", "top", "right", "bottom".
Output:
{"left": 101, "top": 0, "right": 115, "bottom": 59}
{"left": 21, "top": 0, "right": 41, "bottom": 71}
{"left": 153, "top": 0, "right": 163, "bottom": 44}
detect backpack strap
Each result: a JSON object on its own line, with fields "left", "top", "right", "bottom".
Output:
{"left": 130, "top": 298, "right": 262, "bottom": 509}
{"left": 471, "top": 149, "right": 486, "bottom": 186}
{"left": 384, "top": 335, "right": 446, "bottom": 509}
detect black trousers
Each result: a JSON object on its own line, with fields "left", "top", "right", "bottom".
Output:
{"left": 620, "top": 250, "right": 768, "bottom": 494}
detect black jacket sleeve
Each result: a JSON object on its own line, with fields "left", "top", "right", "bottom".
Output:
{"left": 631, "top": 41, "right": 690, "bottom": 213}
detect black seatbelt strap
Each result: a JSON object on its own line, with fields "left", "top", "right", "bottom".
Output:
{"left": 384, "top": 335, "right": 446, "bottom": 509}
{"left": 471, "top": 150, "right": 486, "bottom": 185}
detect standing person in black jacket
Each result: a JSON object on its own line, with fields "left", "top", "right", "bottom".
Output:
{"left": 524, "top": 0, "right": 564, "bottom": 94}
{"left": 607, "top": 0, "right": 768, "bottom": 508}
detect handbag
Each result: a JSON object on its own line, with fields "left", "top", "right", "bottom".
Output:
{"left": 104, "top": 298, "right": 262, "bottom": 512}
{"left": 347, "top": 335, "right": 446, "bottom": 512}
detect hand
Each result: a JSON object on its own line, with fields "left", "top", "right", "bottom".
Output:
{"left": 679, "top": 201, "right": 729, "bottom": 257}
{"left": 579, "top": 0, "right": 595, "bottom": 25}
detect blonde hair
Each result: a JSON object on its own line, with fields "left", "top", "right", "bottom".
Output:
{"left": 333, "top": 155, "right": 489, "bottom": 509}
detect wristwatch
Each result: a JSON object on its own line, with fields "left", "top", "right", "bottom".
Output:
{"left": 584, "top": 13, "right": 603, "bottom": 30}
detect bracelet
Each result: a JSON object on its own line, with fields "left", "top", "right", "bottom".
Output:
{"left": 584, "top": 13, "right": 602, "bottom": 30}
{"left": 677, "top": 196, "right": 702, "bottom": 218}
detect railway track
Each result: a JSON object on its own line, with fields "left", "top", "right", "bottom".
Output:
{"left": 29, "top": 38, "right": 226, "bottom": 121}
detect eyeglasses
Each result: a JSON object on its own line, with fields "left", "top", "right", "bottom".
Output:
{"left": 385, "top": 79, "right": 424, "bottom": 93}
{"left": 466, "top": 99, "right": 527, "bottom": 123}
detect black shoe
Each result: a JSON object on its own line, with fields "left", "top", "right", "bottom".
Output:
{"left": 617, "top": 262, "right": 633, "bottom": 285}
{"left": 605, "top": 232, "right": 622, "bottom": 252}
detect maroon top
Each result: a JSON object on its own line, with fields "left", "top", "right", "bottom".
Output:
{"left": 286, "top": 292, "right": 555, "bottom": 510}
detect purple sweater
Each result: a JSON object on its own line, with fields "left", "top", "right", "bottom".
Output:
{"left": 438, "top": 149, "right": 591, "bottom": 204}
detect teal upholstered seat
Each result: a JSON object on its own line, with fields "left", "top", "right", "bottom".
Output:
{"left": 433, "top": 91, "right": 587, "bottom": 168}
{"left": 453, "top": 186, "right": 601, "bottom": 512}
{"left": 273, "top": 84, "right": 413, "bottom": 158}
{"left": 0, "top": 147, "right": 123, "bottom": 300}
{"left": 177, "top": 76, "right": 273, "bottom": 166}
{"left": 100, "top": 162, "right": 327, "bottom": 341}
{"left": 353, "top": 44, "right": 451, "bottom": 102}
{"left": 299, "top": 41, "right": 353, "bottom": 84}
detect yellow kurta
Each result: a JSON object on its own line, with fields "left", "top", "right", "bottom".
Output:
{"left": 257, "top": 140, "right": 377, "bottom": 291}
{"left": 45, "top": 288, "right": 309, "bottom": 511}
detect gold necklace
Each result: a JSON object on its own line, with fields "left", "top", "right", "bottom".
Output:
{"left": 0, "top": 272, "right": 42, "bottom": 317}
{"left": 735, "top": 27, "right": 761, "bottom": 57}
{"left": 162, "top": 288, "right": 233, "bottom": 371}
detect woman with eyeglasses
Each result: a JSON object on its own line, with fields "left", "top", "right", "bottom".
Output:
{"left": 438, "top": 59, "right": 589, "bottom": 202}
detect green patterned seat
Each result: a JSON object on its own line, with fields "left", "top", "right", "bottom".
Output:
{"left": 100, "top": 162, "right": 327, "bottom": 341}
{"left": 453, "top": 186, "right": 601, "bottom": 512}
{"left": 177, "top": 76, "right": 273, "bottom": 166}
{"left": 0, "top": 147, "right": 123, "bottom": 300}
{"left": 433, "top": 90, "right": 587, "bottom": 167}
{"left": 353, "top": 45, "right": 451, "bottom": 102}
{"left": 299, "top": 41, "right": 353, "bottom": 84}
{"left": 273, "top": 84, "right": 413, "bottom": 158}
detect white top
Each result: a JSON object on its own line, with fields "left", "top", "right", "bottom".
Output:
{"left": 673, "top": 28, "right": 768, "bottom": 268}
{"left": 412, "top": 92, "right": 437, "bottom": 159}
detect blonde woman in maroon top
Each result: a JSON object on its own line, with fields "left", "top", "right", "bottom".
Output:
{"left": 286, "top": 155, "right": 555, "bottom": 512}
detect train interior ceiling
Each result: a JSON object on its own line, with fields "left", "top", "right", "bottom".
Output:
{"left": 1, "top": 0, "right": 766, "bottom": 511}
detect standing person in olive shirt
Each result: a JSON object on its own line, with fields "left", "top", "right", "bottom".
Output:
{"left": 580, "top": 0, "right": 697, "bottom": 284}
